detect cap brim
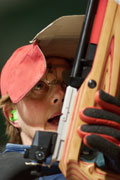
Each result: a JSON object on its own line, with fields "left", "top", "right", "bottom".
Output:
{"left": 1, "top": 43, "right": 46, "bottom": 103}
{"left": 31, "top": 15, "right": 85, "bottom": 60}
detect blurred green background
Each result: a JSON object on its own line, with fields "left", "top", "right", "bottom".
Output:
{"left": 0, "top": 0, "right": 88, "bottom": 150}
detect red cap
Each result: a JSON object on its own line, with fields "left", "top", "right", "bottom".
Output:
{"left": 0, "top": 43, "right": 46, "bottom": 103}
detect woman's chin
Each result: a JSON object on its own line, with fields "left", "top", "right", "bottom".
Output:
{"left": 45, "top": 122, "right": 58, "bottom": 132}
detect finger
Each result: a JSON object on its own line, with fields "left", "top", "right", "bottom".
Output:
{"left": 80, "top": 107, "right": 120, "bottom": 129}
{"left": 83, "top": 134, "right": 120, "bottom": 167}
{"left": 95, "top": 90, "right": 120, "bottom": 115}
{"left": 78, "top": 124, "right": 120, "bottom": 143}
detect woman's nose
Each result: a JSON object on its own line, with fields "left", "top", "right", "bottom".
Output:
{"left": 51, "top": 85, "right": 65, "bottom": 105}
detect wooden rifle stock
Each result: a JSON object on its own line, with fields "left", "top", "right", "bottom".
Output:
{"left": 59, "top": 0, "right": 120, "bottom": 179}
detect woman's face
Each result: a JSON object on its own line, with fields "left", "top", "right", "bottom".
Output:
{"left": 15, "top": 57, "right": 71, "bottom": 145}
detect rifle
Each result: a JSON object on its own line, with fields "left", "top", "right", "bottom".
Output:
{"left": 56, "top": 0, "right": 120, "bottom": 179}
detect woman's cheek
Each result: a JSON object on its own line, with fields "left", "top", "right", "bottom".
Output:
{"left": 16, "top": 99, "right": 48, "bottom": 127}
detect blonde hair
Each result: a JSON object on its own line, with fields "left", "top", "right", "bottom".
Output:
{"left": 0, "top": 95, "right": 22, "bottom": 144}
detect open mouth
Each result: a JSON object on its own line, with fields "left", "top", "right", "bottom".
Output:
{"left": 48, "top": 114, "right": 61, "bottom": 126}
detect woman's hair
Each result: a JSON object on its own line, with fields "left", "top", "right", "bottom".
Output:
{"left": 0, "top": 95, "right": 22, "bottom": 144}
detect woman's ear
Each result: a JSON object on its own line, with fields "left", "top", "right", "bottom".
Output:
{"left": 3, "top": 105, "right": 20, "bottom": 128}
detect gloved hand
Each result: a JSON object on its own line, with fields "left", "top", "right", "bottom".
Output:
{"left": 78, "top": 90, "right": 120, "bottom": 173}
{"left": 0, "top": 152, "right": 41, "bottom": 180}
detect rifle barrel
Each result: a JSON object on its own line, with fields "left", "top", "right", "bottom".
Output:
{"left": 71, "top": 0, "right": 99, "bottom": 78}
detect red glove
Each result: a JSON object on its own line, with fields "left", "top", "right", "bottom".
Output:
{"left": 78, "top": 90, "right": 120, "bottom": 173}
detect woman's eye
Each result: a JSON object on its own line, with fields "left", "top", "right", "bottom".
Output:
{"left": 34, "top": 81, "right": 47, "bottom": 90}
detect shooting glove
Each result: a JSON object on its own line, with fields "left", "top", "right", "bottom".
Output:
{"left": 0, "top": 151, "right": 61, "bottom": 180}
{"left": 0, "top": 152, "right": 41, "bottom": 180}
{"left": 78, "top": 90, "right": 120, "bottom": 173}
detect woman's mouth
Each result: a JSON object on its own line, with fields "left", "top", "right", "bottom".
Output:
{"left": 48, "top": 114, "right": 61, "bottom": 126}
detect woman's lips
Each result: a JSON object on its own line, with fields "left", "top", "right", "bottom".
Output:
{"left": 48, "top": 113, "right": 61, "bottom": 125}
